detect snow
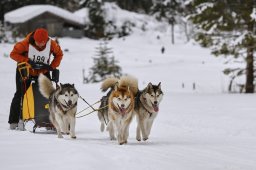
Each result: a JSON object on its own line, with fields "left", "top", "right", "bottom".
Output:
{"left": 103, "top": 2, "right": 142, "bottom": 27}
{"left": 4, "top": 5, "right": 84, "bottom": 25}
{"left": 250, "top": 8, "right": 256, "bottom": 20}
{"left": 1, "top": 5, "right": 256, "bottom": 170}
{"left": 74, "top": 8, "right": 90, "bottom": 24}
{"left": 196, "top": 2, "right": 214, "bottom": 14}
{"left": 76, "top": 2, "right": 168, "bottom": 32}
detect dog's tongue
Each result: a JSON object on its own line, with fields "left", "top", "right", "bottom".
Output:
{"left": 152, "top": 104, "right": 159, "bottom": 112}
{"left": 120, "top": 107, "right": 126, "bottom": 115}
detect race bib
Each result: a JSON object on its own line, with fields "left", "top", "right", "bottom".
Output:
{"left": 31, "top": 54, "right": 47, "bottom": 63}
{"left": 28, "top": 40, "right": 51, "bottom": 64}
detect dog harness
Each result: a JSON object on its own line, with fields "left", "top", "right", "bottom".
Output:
{"left": 51, "top": 95, "right": 77, "bottom": 115}
{"left": 135, "top": 91, "right": 153, "bottom": 117}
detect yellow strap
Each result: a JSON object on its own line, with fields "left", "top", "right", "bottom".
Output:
{"left": 76, "top": 105, "right": 108, "bottom": 118}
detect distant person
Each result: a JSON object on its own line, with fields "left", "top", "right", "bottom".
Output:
{"left": 8, "top": 28, "right": 63, "bottom": 130}
{"left": 161, "top": 46, "right": 165, "bottom": 54}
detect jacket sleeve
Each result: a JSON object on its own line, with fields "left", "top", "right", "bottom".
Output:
{"left": 10, "top": 40, "right": 29, "bottom": 63}
{"left": 50, "top": 40, "right": 63, "bottom": 69}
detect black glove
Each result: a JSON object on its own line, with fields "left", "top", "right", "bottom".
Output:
{"left": 52, "top": 69, "right": 59, "bottom": 83}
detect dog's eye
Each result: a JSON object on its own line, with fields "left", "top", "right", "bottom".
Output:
{"left": 118, "top": 98, "right": 121, "bottom": 101}
{"left": 65, "top": 94, "right": 68, "bottom": 97}
{"left": 71, "top": 94, "right": 73, "bottom": 97}
{"left": 151, "top": 94, "right": 154, "bottom": 97}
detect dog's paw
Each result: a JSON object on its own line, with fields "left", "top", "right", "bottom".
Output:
{"left": 119, "top": 141, "right": 126, "bottom": 145}
{"left": 119, "top": 140, "right": 127, "bottom": 145}
{"left": 61, "top": 132, "right": 69, "bottom": 135}
{"left": 58, "top": 134, "right": 64, "bottom": 138}
{"left": 71, "top": 136, "right": 76, "bottom": 139}
{"left": 110, "top": 137, "right": 116, "bottom": 140}
{"left": 136, "top": 138, "right": 141, "bottom": 142}
{"left": 143, "top": 137, "right": 148, "bottom": 141}
{"left": 136, "top": 135, "right": 141, "bottom": 141}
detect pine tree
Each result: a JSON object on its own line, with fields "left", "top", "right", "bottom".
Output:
{"left": 85, "top": 41, "right": 122, "bottom": 83}
{"left": 81, "top": 0, "right": 106, "bottom": 39}
{"left": 151, "top": 0, "right": 181, "bottom": 44}
{"left": 112, "top": 0, "right": 153, "bottom": 14}
{"left": 0, "top": 21, "right": 4, "bottom": 42}
{"left": 187, "top": 0, "right": 256, "bottom": 93}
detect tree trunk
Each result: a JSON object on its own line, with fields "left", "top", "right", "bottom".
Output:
{"left": 184, "top": 22, "right": 190, "bottom": 42}
{"left": 171, "top": 23, "right": 174, "bottom": 44}
{"left": 245, "top": 47, "right": 254, "bottom": 93}
{"left": 245, "top": 18, "right": 255, "bottom": 93}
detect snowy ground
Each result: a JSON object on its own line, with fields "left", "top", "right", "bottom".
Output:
{"left": 0, "top": 32, "right": 256, "bottom": 170}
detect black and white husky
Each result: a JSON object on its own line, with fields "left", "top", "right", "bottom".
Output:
{"left": 135, "top": 82, "right": 163, "bottom": 141}
{"left": 38, "top": 74, "right": 79, "bottom": 139}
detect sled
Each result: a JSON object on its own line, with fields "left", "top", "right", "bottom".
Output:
{"left": 18, "top": 62, "right": 59, "bottom": 133}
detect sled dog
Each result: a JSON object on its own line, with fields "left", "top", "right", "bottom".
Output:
{"left": 135, "top": 82, "right": 163, "bottom": 141}
{"left": 98, "top": 76, "right": 138, "bottom": 145}
{"left": 38, "top": 74, "right": 79, "bottom": 139}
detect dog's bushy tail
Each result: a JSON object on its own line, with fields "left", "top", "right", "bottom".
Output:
{"left": 101, "top": 77, "right": 119, "bottom": 92}
{"left": 38, "top": 74, "right": 55, "bottom": 99}
{"left": 101, "top": 76, "right": 138, "bottom": 95}
{"left": 119, "top": 75, "right": 138, "bottom": 95}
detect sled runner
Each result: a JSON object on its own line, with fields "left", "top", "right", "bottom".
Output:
{"left": 18, "top": 62, "right": 59, "bottom": 133}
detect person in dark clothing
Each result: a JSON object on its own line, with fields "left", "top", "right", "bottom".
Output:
{"left": 8, "top": 28, "right": 63, "bottom": 130}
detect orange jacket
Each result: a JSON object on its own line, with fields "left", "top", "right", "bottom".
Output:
{"left": 10, "top": 32, "right": 63, "bottom": 76}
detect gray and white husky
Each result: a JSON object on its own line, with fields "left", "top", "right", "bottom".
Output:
{"left": 38, "top": 74, "right": 79, "bottom": 139}
{"left": 135, "top": 82, "right": 163, "bottom": 141}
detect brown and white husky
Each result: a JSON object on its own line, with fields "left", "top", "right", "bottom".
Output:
{"left": 98, "top": 76, "right": 138, "bottom": 145}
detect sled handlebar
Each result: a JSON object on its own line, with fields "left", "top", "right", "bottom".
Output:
{"left": 29, "top": 62, "right": 59, "bottom": 83}
{"left": 29, "top": 62, "right": 53, "bottom": 71}
{"left": 18, "top": 62, "right": 59, "bottom": 83}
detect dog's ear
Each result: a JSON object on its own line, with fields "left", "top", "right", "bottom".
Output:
{"left": 114, "top": 83, "right": 118, "bottom": 91}
{"left": 72, "top": 84, "right": 75, "bottom": 87}
{"left": 157, "top": 82, "right": 161, "bottom": 89}
{"left": 60, "top": 83, "right": 63, "bottom": 89}
{"left": 127, "top": 86, "right": 130, "bottom": 92}
{"left": 147, "top": 82, "right": 153, "bottom": 89}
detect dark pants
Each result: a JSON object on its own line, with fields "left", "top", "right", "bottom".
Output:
{"left": 8, "top": 68, "right": 50, "bottom": 124}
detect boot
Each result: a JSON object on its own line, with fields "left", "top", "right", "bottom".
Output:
{"left": 9, "top": 123, "right": 18, "bottom": 130}
{"left": 17, "top": 119, "right": 25, "bottom": 131}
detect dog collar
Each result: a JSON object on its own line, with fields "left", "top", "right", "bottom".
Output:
{"left": 57, "top": 102, "right": 77, "bottom": 114}
{"left": 140, "top": 97, "right": 153, "bottom": 117}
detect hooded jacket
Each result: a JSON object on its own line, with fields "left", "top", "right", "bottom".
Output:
{"left": 10, "top": 31, "right": 63, "bottom": 76}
